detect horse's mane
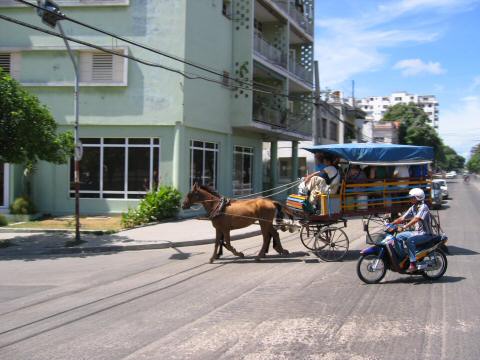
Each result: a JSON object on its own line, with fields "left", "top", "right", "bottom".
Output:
{"left": 198, "top": 184, "right": 222, "bottom": 198}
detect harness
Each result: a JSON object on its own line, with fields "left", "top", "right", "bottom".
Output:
{"left": 209, "top": 196, "right": 231, "bottom": 219}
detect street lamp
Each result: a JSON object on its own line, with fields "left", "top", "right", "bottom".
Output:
{"left": 36, "top": 0, "right": 82, "bottom": 244}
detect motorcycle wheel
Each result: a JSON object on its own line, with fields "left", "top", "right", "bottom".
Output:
{"left": 357, "top": 254, "right": 387, "bottom": 284}
{"left": 422, "top": 250, "right": 448, "bottom": 280}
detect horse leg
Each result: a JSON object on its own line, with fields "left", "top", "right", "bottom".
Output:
{"left": 271, "top": 226, "right": 289, "bottom": 255}
{"left": 210, "top": 230, "right": 223, "bottom": 263}
{"left": 216, "top": 231, "right": 224, "bottom": 259}
{"left": 222, "top": 231, "right": 245, "bottom": 258}
{"left": 256, "top": 222, "right": 272, "bottom": 261}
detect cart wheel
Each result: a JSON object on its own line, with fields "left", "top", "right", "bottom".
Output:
{"left": 313, "top": 227, "right": 349, "bottom": 261}
{"left": 365, "top": 214, "right": 390, "bottom": 244}
{"left": 300, "top": 225, "right": 324, "bottom": 251}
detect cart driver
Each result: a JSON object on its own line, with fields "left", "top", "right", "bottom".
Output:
{"left": 391, "top": 188, "right": 434, "bottom": 273}
{"left": 301, "top": 154, "right": 340, "bottom": 205}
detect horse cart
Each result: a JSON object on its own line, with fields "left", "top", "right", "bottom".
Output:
{"left": 280, "top": 144, "right": 437, "bottom": 262}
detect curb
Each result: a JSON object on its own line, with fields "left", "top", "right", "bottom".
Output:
{"left": 0, "top": 228, "right": 117, "bottom": 235}
{"left": 0, "top": 229, "right": 262, "bottom": 257}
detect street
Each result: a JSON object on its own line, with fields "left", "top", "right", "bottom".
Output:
{"left": 0, "top": 180, "right": 479, "bottom": 360}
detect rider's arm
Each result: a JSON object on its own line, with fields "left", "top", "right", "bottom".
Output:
{"left": 304, "top": 170, "right": 322, "bottom": 183}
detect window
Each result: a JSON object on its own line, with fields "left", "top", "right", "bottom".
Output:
{"left": 374, "top": 137, "right": 384, "bottom": 143}
{"left": 395, "top": 97, "right": 402, "bottom": 101}
{"left": 329, "top": 121, "right": 338, "bottom": 141}
{"left": 69, "top": 138, "right": 160, "bottom": 199}
{"left": 79, "top": 50, "right": 127, "bottom": 85}
{"left": 190, "top": 140, "right": 218, "bottom": 189}
{"left": 279, "top": 157, "right": 306, "bottom": 180}
{"left": 321, "top": 118, "right": 327, "bottom": 138}
{"left": 0, "top": 52, "right": 19, "bottom": 78}
{"left": 233, "top": 146, "right": 253, "bottom": 196}
{"left": 0, "top": 53, "right": 10, "bottom": 74}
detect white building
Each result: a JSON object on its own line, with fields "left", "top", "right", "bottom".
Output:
{"left": 355, "top": 91, "right": 439, "bottom": 129}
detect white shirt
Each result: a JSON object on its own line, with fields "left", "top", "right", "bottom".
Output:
{"left": 394, "top": 165, "right": 409, "bottom": 178}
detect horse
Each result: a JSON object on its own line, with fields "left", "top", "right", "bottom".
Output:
{"left": 182, "top": 183, "right": 290, "bottom": 263}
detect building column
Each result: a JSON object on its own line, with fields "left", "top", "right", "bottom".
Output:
{"left": 270, "top": 141, "right": 278, "bottom": 190}
{"left": 224, "top": 133, "right": 233, "bottom": 197}
{"left": 291, "top": 141, "right": 299, "bottom": 182}
{"left": 172, "top": 121, "right": 185, "bottom": 192}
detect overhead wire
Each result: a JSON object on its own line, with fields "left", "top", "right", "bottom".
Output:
{"left": 14, "top": 0, "right": 322, "bottom": 102}
{"left": 2, "top": 4, "right": 366, "bottom": 139}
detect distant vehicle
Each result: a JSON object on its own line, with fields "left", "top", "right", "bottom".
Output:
{"left": 433, "top": 179, "right": 448, "bottom": 199}
{"left": 431, "top": 181, "right": 443, "bottom": 209}
{"left": 445, "top": 171, "right": 457, "bottom": 179}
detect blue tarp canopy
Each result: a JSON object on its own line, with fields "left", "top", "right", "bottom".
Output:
{"left": 303, "top": 143, "right": 434, "bottom": 165}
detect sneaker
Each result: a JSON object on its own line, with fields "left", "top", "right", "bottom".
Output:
{"left": 406, "top": 262, "right": 417, "bottom": 273}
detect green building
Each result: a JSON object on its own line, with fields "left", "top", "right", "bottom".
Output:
{"left": 0, "top": 0, "right": 314, "bottom": 215}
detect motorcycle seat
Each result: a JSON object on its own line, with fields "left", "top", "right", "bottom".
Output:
{"left": 415, "top": 235, "right": 443, "bottom": 251}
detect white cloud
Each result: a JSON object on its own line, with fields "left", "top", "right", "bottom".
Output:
{"left": 440, "top": 96, "right": 480, "bottom": 156}
{"left": 393, "top": 59, "right": 446, "bottom": 76}
{"left": 315, "top": 0, "right": 477, "bottom": 87}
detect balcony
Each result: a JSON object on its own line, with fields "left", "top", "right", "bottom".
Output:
{"left": 253, "top": 94, "right": 288, "bottom": 128}
{"left": 288, "top": 60, "right": 312, "bottom": 85}
{"left": 289, "top": 5, "right": 313, "bottom": 36}
{"left": 254, "top": 33, "right": 287, "bottom": 69}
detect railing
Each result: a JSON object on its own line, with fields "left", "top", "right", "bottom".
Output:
{"left": 253, "top": 95, "right": 287, "bottom": 128}
{"left": 288, "top": 60, "right": 313, "bottom": 85}
{"left": 289, "top": 6, "right": 314, "bottom": 36}
{"left": 270, "top": 0, "right": 288, "bottom": 13}
{"left": 253, "top": 33, "right": 287, "bottom": 69}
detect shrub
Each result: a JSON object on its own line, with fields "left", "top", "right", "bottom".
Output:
{"left": 9, "top": 196, "right": 36, "bottom": 215}
{"left": 0, "top": 214, "right": 8, "bottom": 227}
{"left": 121, "top": 186, "right": 181, "bottom": 228}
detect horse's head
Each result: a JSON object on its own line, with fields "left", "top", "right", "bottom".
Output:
{"left": 182, "top": 182, "right": 202, "bottom": 209}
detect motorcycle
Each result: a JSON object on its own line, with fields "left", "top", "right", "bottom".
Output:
{"left": 357, "top": 223, "right": 448, "bottom": 284}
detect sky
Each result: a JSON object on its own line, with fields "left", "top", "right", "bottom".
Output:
{"left": 314, "top": 0, "right": 480, "bottom": 159}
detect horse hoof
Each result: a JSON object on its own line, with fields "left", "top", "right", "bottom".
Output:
{"left": 283, "top": 250, "right": 290, "bottom": 255}
{"left": 238, "top": 252, "right": 245, "bottom": 258}
{"left": 209, "top": 258, "right": 215, "bottom": 264}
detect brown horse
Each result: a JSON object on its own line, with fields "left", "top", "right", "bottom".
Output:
{"left": 182, "top": 183, "right": 290, "bottom": 263}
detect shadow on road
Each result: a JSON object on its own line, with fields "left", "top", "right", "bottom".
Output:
{"left": 381, "top": 275, "right": 466, "bottom": 285}
{"left": 447, "top": 245, "right": 479, "bottom": 256}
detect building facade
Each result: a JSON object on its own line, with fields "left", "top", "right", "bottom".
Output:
{"left": 356, "top": 91, "right": 439, "bottom": 128}
{"left": 0, "top": 0, "right": 314, "bottom": 214}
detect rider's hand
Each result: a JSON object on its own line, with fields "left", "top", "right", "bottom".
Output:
{"left": 397, "top": 225, "right": 404, "bottom": 232}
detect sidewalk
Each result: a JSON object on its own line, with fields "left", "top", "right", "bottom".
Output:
{"left": 0, "top": 218, "right": 261, "bottom": 257}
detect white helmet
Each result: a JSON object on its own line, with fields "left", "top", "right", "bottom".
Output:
{"left": 409, "top": 188, "right": 425, "bottom": 201}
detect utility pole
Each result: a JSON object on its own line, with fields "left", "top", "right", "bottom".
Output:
{"left": 36, "top": 0, "right": 82, "bottom": 245}
{"left": 314, "top": 61, "right": 321, "bottom": 145}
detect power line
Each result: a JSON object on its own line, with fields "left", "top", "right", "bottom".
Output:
{"left": 15, "top": 0, "right": 321, "bottom": 101}
{"left": 0, "top": 12, "right": 362, "bottom": 134}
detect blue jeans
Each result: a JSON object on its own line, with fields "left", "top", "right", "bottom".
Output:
{"left": 396, "top": 231, "right": 433, "bottom": 262}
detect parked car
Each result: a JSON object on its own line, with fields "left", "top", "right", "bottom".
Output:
{"left": 433, "top": 179, "right": 448, "bottom": 199}
{"left": 430, "top": 181, "right": 442, "bottom": 209}
{"left": 445, "top": 171, "right": 457, "bottom": 179}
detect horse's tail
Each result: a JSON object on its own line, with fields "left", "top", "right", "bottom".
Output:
{"left": 273, "top": 201, "right": 293, "bottom": 225}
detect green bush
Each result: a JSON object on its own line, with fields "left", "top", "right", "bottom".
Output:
{"left": 0, "top": 214, "right": 8, "bottom": 227}
{"left": 9, "top": 196, "right": 36, "bottom": 215}
{"left": 121, "top": 186, "right": 182, "bottom": 228}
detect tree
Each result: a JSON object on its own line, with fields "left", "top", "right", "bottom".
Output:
{"left": 440, "top": 145, "right": 465, "bottom": 171}
{"left": 467, "top": 143, "right": 480, "bottom": 173}
{"left": 383, "top": 103, "right": 445, "bottom": 163}
{"left": 0, "top": 68, "right": 73, "bottom": 166}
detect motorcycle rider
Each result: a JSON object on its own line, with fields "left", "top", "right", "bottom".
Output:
{"left": 392, "top": 188, "right": 433, "bottom": 273}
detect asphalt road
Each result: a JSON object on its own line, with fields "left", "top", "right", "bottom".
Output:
{"left": 0, "top": 179, "right": 479, "bottom": 360}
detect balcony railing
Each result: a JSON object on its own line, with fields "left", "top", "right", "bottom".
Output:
{"left": 253, "top": 95, "right": 288, "bottom": 128}
{"left": 289, "top": 6, "right": 313, "bottom": 36}
{"left": 288, "top": 60, "right": 313, "bottom": 85}
{"left": 270, "top": 0, "right": 288, "bottom": 13}
{"left": 254, "top": 33, "right": 287, "bottom": 69}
